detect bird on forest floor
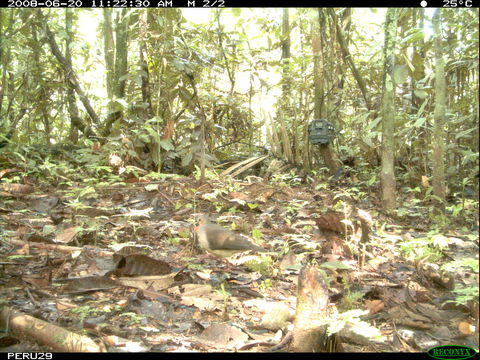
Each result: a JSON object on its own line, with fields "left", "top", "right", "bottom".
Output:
{"left": 195, "top": 215, "right": 267, "bottom": 258}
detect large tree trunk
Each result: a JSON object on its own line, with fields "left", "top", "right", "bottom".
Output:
{"left": 65, "top": 8, "right": 79, "bottom": 143}
{"left": 102, "top": 8, "right": 129, "bottom": 137}
{"left": 139, "top": 11, "right": 153, "bottom": 119}
{"left": 380, "top": 8, "right": 397, "bottom": 212}
{"left": 313, "top": 9, "right": 341, "bottom": 176}
{"left": 103, "top": 9, "right": 115, "bottom": 100}
{"left": 328, "top": 8, "right": 371, "bottom": 111}
{"left": 43, "top": 14, "right": 99, "bottom": 138}
{"left": 432, "top": 9, "right": 447, "bottom": 213}
{"left": 278, "top": 8, "right": 294, "bottom": 164}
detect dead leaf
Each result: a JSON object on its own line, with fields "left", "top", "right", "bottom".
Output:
{"left": 365, "top": 299, "right": 385, "bottom": 315}
{"left": 102, "top": 335, "right": 149, "bottom": 351}
{"left": 54, "top": 226, "right": 81, "bottom": 244}
{"left": 61, "top": 276, "right": 119, "bottom": 294}
{"left": 229, "top": 192, "right": 250, "bottom": 201}
{"left": 77, "top": 207, "right": 115, "bottom": 217}
{"left": 22, "top": 275, "right": 49, "bottom": 288}
{"left": 0, "top": 168, "right": 22, "bottom": 179}
{"left": 176, "top": 284, "right": 224, "bottom": 311}
{"left": 316, "top": 211, "right": 349, "bottom": 234}
{"left": 55, "top": 299, "right": 78, "bottom": 310}
{"left": 458, "top": 321, "right": 475, "bottom": 336}
{"left": 29, "top": 196, "right": 60, "bottom": 212}
{"left": 198, "top": 323, "right": 249, "bottom": 348}
{"left": 116, "top": 274, "right": 175, "bottom": 291}
{"left": 421, "top": 175, "right": 430, "bottom": 188}
{"left": 0, "top": 183, "right": 34, "bottom": 194}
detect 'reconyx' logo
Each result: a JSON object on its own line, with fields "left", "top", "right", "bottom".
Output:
{"left": 427, "top": 345, "right": 478, "bottom": 360}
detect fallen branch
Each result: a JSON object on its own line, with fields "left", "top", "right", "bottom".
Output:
{"left": 220, "top": 155, "right": 269, "bottom": 178}
{"left": 6, "top": 239, "right": 113, "bottom": 256}
{"left": 0, "top": 307, "right": 106, "bottom": 352}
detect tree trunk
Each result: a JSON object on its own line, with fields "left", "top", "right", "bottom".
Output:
{"left": 278, "top": 8, "right": 294, "bottom": 164}
{"left": 103, "top": 9, "right": 115, "bottom": 100}
{"left": 328, "top": 8, "right": 371, "bottom": 111}
{"left": 432, "top": 9, "right": 447, "bottom": 213}
{"left": 291, "top": 265, "right": 341, "bottom": 352}
{"left": 281, "top": 8, "right": 291, "bottom": 94}
{"left": 103, "top": 8, "right": 129, "bottom": 137}
{"left": 65, "top": 8, "right": 79, "bottom": 143}
{"left": 139, "top": 11, "right": 153, "bottom": 119}
{"left": 380, "top": 8, "right": 397, "bottom": 212}
{"left": 313, "top": 9, "right": 341, "bottom": 176}
{"left": 312, "top": 10, "right": 324, "bottom": 120}
{"left": 43, "top": 14, "right": 100, "bottom": 134}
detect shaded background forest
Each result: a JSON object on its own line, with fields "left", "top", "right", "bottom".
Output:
{"left": 0, "top": 8, "right": 478, "bottom": 220}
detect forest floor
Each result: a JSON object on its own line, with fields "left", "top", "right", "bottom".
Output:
{"left": 0, "top": 168, "right": 478, "bottom": 352}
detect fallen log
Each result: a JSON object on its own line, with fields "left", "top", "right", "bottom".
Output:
{"left": 0, "top": 307, "right": 106, "bottom": 352}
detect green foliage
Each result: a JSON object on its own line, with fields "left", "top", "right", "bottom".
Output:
{"left": 119, "top": 312, "right": 143, "bottom": 325}
{"left": 70, "top": 306, "right": 97, "bottom": 323}
{"left": 315, "top": 182, "right": 329, "bottom": 191}
{"left": 285, "top": 199, "right": 308, "bottom": 217}
{"left": 193, "top": 166, "right": 218, "bottom": 182}
{"left": 327, "top": 309, "right": 382, "bottom": 340}
{"left": 145, "top": 172, "right": 182, "bottom": 180}
{"left": 244, "top": 256, "right": 273, "bottom": 276}
{"left": 217, "top": 282, "right": 231, "bottom": 315}
{"left": 259, "top": 278, "right": 273, "bottom": 290}
{"left": 271, "top": 171, "right": 302, "bottom": 187}
{"left": 334, "top": 187, "right": 367, "bottom": 202}
{"left": 65, "top": 199, "right": 90, "bottom": 212}
{"left": 166, "top": 237, "right": 181, "bottom": 245}
{"left": 320, "top": 262, "right": 354, "bottom": 271}
{"left": 399, "top": 231, "right": 451, "bottom": 262}
{"left": 144, "top": 184, "right": 158, "bottom": 192}
{"left": 339, "top": 277, "right": 364, "bottom": 311}
{"left": 448, "top": 285, "right": 479, "bottom": 307}
{"left": 7, "top": 254, "right": 31, "bottom": 260}
{"left": 442, "top": 258, "right": 479, "bottom": 274}
{"left": 251, "top": 228, "right": 263, "bottom": 241}
{"left": 185, "top": 261, "right": 204, "bottom": 271}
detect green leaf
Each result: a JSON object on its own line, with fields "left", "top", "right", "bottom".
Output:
{"left": 413, "top": 117, "right": 426, "bottom": 128}
{"left": 412, "top": 52, "right": 424, "bottom": 67}
{"left": 414, "top": 89, "right": 428, "bottom": 99}
{"left": 108, "top": 100, "right": 125, "bottom": 113}
{"left": 400, "top": 29, "right": 425, "bottom": 44}
{"left": 416, "top": 97, "right": 429, "bottom": 117}
{"left": 43, "top": 225, "right": 56, "bottom": 235}
{"left": 455, "top": 128, "right": 476, "bottom": 140}
{"left": 144, "top": 184, "right": 158, "bottom": 192}
{"left": 145, "top": 126, "right": 160, "bottom": 140}
{"left": 461, "top": 151, "right": 478, "bottom": 165}
{"left": 394, "top": 65, "right": 409, "bottom": 83}
{"left": 159, "top": 139, "right": 174, "bottom": 151}
{"left": 365, "top": 117, "right": 382, "bottom": 131}
{"left": 431, "top": 234, "right": 449, "bottom": 249}
{"left": 402, "top": 54, "right": 415, "bottom": 72}
{"left": 327, "top": 319, "right": 346, "bottom": 336}
{"left": 320, "top": 261, "right": 353, "bottom": 270}
{"left": 181, "top": 152, "right": 193, "bottom": 167}
{"left": 78, "top": 186, "right": 96, "bottom": 199}
{"left": 386, "top": 81, "right": 393, "bottom": 92}
{"left": 252, "top": 228, "right": 263, "bottom": 241}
